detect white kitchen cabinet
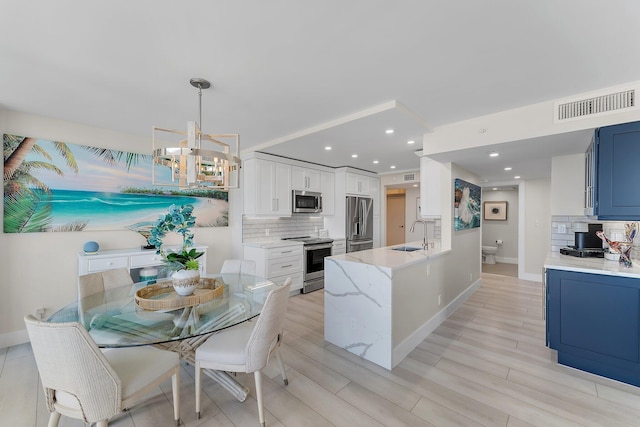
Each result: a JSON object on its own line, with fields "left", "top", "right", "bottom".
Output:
{"left": 292, "top": 166, "right": 321, "bottom": 192}
{"left": 243, "top": 243, "right": 304, "bottom": 293}
{"left": 77, "top": 245, "right": 208, "bottom": 282}
{"left": 419, "top": 156, "right": 442, "bottom": 217}
{"left": 346, "top": 172, "right": 370, "bottom": 196}
{"left": 320, "top": 171, "right": 335, "bottom": 215}
{"left": 332, "top": 238, "right": 346, "bottom": 255}
{"left": 244, "top": 158, "right": 292, "bottom": 216}
{"left": 369, "top": 176, "right": 380, "bottom": 216}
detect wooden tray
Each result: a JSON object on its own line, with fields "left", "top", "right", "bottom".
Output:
{"left": 135, "top": 277, "right": 224, "bottom": 311}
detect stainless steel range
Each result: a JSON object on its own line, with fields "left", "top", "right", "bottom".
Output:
{"left": 282, "top": 236, "right": 333, "bottom": 293}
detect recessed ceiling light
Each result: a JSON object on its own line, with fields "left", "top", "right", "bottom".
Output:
{"left": 373, "top": 160, "right": 379, "bottom": 164}
{"left": 489, "top": 152, "right": 499, "bottom": 157}
{"left": 407, "top": 140, "right": 415, "bottom": 145}
{"left": 385, "top": 129, "right": 394, "bottom": 134}
{"left": 324, "top": 146, "right": 332, "bottom": 150}
{"left": 493, "top": 187, "right": 498, "bottom": 190}
{"left": 351, "top": 154, "right": 358, "bottom": 158}
{"left": 390, "top": 165, "right": 396, "bottom": 169}
{"left": 504, "top": 167, "right": 512, "bottom": 171}
{"left": 514, "top": 175, "right": 521, "bottom": 179}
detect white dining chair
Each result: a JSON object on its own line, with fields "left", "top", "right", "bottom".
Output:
{"left": 78, "top": 268, "right": 134, "bottom": 299}
{"left": 220, "top": 259, "right": 256, "bottom": 276}
{"left": 24, "top": 315, "right": 181, "bottom": 427}
{"left": 195, "top": 278, "right": 291, "bottom": 426}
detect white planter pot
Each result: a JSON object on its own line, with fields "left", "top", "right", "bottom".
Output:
{"left": 172, "top": 269, "right": 200, "bottom": 296}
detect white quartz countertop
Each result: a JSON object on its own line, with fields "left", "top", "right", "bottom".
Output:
{"left": 544, "top": 252, "right": 640, "bottom": 279}
{"left": 243, "top": 240, "right": 304, "bottom": 249}
{"left": 327, "top": 240, "right": 450, "bottom": 270}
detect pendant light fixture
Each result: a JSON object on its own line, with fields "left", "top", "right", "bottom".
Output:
{"left": 152, "top": 78, "right": 241, "bottom": 189}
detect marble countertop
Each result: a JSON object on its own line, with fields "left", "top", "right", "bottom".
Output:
{"left": 327, "top": 240, "right": 450, "bottom": 270}
{"left": 544, "top": 252, "right": 640, "bottom": 279}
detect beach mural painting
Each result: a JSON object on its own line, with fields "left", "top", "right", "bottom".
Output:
{"left": 454, "top": 178, "right": 481, "bottom": 230}
{"left": 3, "top": 134, "right": 229, "bottom": 235}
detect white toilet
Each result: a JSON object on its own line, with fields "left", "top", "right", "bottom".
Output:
{"left": 482, "top": 245, "right": 498, "bottom": 264}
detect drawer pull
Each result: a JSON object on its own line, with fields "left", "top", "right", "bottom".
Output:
{"left": 281, "top": 250, "right": 293, "bottom": 254}
{"left": 281, "top": 264, "right": 293, "bottom": 268}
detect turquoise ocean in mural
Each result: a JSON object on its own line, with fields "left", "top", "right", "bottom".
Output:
{"left": 48, "top": 189, "right": 200, "bottom": 226}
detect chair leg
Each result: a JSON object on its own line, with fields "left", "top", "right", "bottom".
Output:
{"left": 47, "top": 412, "right": 61, "bottom": 427}
{"left": 172, "top": 367, "right": 181, "bottom": 426}
{"left": 195, "top": 362, "right": 201, "bottom": 419}
{"left": 254, "top": 371, "right": 265, "bottom": 427}
{"left": 274, "top": 348, "right": 288, "bottom": 386}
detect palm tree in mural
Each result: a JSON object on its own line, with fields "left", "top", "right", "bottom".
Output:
{"left": 3, "top": 134, "right": 79, "bottom": 232}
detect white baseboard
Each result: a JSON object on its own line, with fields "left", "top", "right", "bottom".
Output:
{"left": 496, "top": 256, "right": 518, "bottom": 264}
{"left": 0, "top": 330, "right": 29, "bottom": 349}
{"left": 392, "top": 278, "right": 482, "bottom": 367}
{"left": 519, "top": 271, "right": 542, "bottom": 282}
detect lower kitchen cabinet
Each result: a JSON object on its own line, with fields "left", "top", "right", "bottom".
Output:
{"left": 332, "top": 238, "right": 346, "bottom": 255}
{"left": 546, "top": 268, "right": 640, "bottom": 387}
{"left": 243, "top": 243, "right": 304, "bottom": 293}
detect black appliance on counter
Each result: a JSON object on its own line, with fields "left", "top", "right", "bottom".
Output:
{"left": 560, "top": 223, "right": 605, "bottom": 258}
{"left": 282, "top": 236, "right": 333, "bottom": 293}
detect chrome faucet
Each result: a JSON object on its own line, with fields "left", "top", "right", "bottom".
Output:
{"left": 410, "top": 220, "right": 429, "bottom": 250}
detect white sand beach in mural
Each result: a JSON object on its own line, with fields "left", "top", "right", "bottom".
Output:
{"left": 80, "top": 198, "right": 228, "bottom": 231}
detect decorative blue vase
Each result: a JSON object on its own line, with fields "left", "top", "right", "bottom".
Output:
{"left": 83, "top": 241, "right": 100, "bottom": 254}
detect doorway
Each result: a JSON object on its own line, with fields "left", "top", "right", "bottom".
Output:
{"left": 386, "top": 191, "right": 406, "bottom": 246}
{"left": 481, "top": 186, "right": 519, "bottom": 278}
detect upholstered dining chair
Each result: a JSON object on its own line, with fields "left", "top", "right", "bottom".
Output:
{"left": 78, "top": 268, "right": 134, "bottom": 299}
{"left": 24, "top": 315, "right": 181, "bottom": 427}
{"left": 220, "top": 259, "right": 256, "bottom": 276}
{"left": 195, "top": 278, "right": 291, "bottom": 426}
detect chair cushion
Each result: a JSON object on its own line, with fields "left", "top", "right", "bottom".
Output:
{"left": 196, "top": 321, "right": 255, "bottom": 366}
{"left": 103, "top": 346, "right": 178, "bottom": 400}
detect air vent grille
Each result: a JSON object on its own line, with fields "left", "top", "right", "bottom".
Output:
{"left": 403, "top": 173, "right": 416, "bottom": 182}
{"left": 557, "top": 90, "right": 635, "bottom": 121}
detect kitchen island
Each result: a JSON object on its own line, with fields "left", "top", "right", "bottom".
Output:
{"left": 544, "top": 252, "right": 640, "bottom": 387}
{"left": 324, "top": 240, "right": 474, "bottom": 370}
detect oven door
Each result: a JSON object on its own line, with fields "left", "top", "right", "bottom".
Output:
{"left": 304, "top": 243, "right": 332, "bottom": 281}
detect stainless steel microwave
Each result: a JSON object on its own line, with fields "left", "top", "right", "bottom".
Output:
{"left": 292, "top": 190, "right": 322, "bottom": 213}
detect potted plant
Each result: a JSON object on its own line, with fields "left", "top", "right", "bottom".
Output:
{"left": 149, "top": 204, "right": 204, "bottom": 295}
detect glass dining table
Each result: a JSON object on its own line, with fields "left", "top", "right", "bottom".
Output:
{"left": 47, "top": 273, "right": 279, "bottom": 402}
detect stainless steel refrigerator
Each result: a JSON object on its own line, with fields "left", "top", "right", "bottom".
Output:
{"left": 346, "top": 196, "right": 373, "bottom": 252}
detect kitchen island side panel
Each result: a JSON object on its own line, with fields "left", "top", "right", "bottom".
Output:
{"left": 324, "top": 258, "right": 393, "bottom": 369}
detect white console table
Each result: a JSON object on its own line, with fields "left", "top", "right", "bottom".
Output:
{"left": 77, "top": 245, "right": 208, "bottom": 282}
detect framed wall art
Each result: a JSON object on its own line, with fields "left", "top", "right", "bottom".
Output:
{"left": 484, "top": 201, "right": 508, "bottom": 220}
{"left": 454, "top": 178, "right": 481, "bottom": 230}
{"left": 3, "top": 133, "right": 229, "bottom": 233}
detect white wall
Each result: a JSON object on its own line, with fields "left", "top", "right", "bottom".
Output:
{"left": 522, "top": 179, "right": 551, "bottom": 278}
{"left": 551, "top": 153, "right": 586, "bottom": 215}
{"left": 0, "top": 109, "right": 234, "bottom": 347}
{"left": 482, "top": 189, "right": 519, "bottom": 263}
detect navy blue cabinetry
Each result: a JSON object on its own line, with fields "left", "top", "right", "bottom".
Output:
{"left": 596, "top": 120, "right": 640, "bottom": 219}
{"left": 547, "top": 268, "right": 640, "bottom": 387}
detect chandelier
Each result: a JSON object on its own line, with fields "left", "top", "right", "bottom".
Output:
{"left": 152, "top": 78, "right": 241, "bottom": 189}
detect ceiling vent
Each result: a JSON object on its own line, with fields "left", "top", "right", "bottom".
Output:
{"left": 556, "top": 89, "right": 635, "bottom": 122}
{"left": 403, "top": 173, "right": 416, "bottom": 182}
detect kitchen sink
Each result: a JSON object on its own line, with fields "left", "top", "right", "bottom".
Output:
{"left": 391, "top": 246, "right": 422, "bottom": 252}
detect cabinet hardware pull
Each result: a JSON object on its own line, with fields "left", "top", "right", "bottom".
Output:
{"left": 281, "top": 264, "right": 292, "bottom": 268}
{"left": 281, "top": 250, "right": 293, "bottom": 253}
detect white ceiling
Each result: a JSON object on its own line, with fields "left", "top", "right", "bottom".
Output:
{"left": 2, "top": 1, "right": 640, "bottom": 184}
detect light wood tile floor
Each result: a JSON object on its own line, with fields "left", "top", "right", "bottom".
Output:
{"left": 4, "top": 273, "right": 640, "bottom": 426}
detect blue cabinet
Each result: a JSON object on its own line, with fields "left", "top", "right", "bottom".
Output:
{"left": 595, "top": 121, "right": 640, "bottom": 220}
{"left": 547, "top": 268, "right": 640, "bottom": 387}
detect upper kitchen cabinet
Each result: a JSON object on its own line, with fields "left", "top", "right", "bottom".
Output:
{"left": 419, "top": 157, "right": 443, "bottom": 217}
{"left": 292, "top": 166, "right": 321, "bottom": 192}
{"left": 320, "top": 171, "right": 335, "bottom": 216}
{"left": 594, "top": 121, "right": 640, "bottom": 220}
{"left": 244, "top": 157, "right": 291, "bottom": 216}
{"left": 346, "top": 172, "right": 371, "bottom": 196}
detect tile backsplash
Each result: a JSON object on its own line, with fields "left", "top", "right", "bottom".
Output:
{"left": 243, "top": 216, "right": 325, "bottom": 243}
{"left": 551, "top": 215, "right": 640, "bottom": 254}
